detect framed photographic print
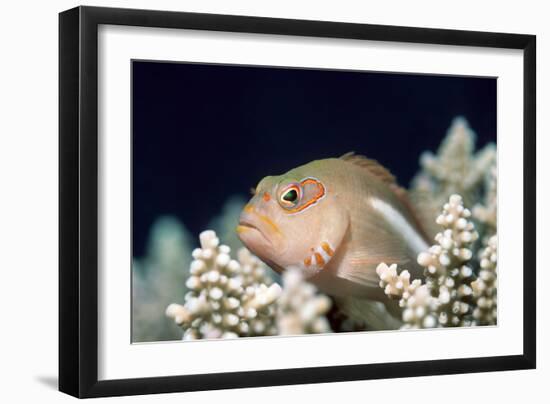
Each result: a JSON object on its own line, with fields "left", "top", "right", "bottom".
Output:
{"left": 59, "top": 6, "right": 536, "bottom": 398}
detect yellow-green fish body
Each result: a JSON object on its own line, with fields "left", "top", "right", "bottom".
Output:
{"left": 237, "top": 153, "right": 430, "bottom": 312}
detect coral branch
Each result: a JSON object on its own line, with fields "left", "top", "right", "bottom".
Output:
{"left": 376, "top": 263, "right": 438, "bottom": 328}
{"left": 166, "top": 230, "right": 332, "bottom": 339}
{"left": 473, "top": 162, "right": 497, "bottom": 235}
{"left": 471, "top": 235, "right": 498, "bottom": 325}
{"left": 166, "top": 230, "right": 280, "bottom": 339}
{"left": 132, "top": 217, "right": 193, "bottom": 342}
{"left": 377, "top": 194, "right": 496, "bottom": 329}
{"left": 417, "top": 194, "right": 478, "bottom": 327}
{"left": 276, "top": 268, "right": 332, "bottom": 335}
{"left": 410, "top": 117, "right": 496, "bottom": 239}
{"left": 414, "top": 117, "right": 496, "bottom": 207}
{"left": 376, "top": 263, "right": 421, "bottom": 304}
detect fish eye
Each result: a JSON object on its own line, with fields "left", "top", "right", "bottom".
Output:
{"left": 279, "top": 184, "right": 301, "bottom": 208}
{"left": 283, "top": 189, "right": 298, "bottom": 202}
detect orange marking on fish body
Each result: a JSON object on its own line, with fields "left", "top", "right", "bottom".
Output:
{"left": 304, "top": 256, "right": 312, "bottom": 267}
{"left": 321, "top": 242, "right": 334, "bottom": 256}
{"left": 257, "top": 213, "right": 283, "bottom": 236}
{"left": 314, "top": 252, "right": 325, "bottom": 267}
{"left": 263, "top": 192, "right": 271, "bottom": 202}
{"left": 244, "top": 204, "right": 254, "bottom": 213}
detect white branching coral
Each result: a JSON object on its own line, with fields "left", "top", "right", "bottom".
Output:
{"left": 473, "top": 162, "right": 497, "bottom": 235}
{"left": 166, "top": 231, "right": 334, "bottom": 339}
{"left": 400, "top": 284, "right": 439, "bottom": 329}
{"left": 166, "top": 230, "right": 281, "bottom": 339}
{"left": 376, "top": 263, "right": 421, "bottom": 302}
{"left": 132, "top": 217, "right": 193, "bottom": 342}
{"left": 376, "top": 263, "right": 438, "bottom": 329}
{"left": 377, "top": 194, "right": 495, "bottom": 329}
{"left": 471, "top": 235, "right": 498, "bottom": 325}
{"left": 276, "top": 268, "right": 332, "bottom": 335}
{"left": 417, "top": 194, "right": 479, "bottom": 327}
{"left": 411, "top": 118, "right": 496, "bottom": 229}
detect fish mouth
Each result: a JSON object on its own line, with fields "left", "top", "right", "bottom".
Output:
{"left": 237, "top": 218, "right": 273, "bottom": 247}
{"left": 237, "top": 219, "right": 258, "bottom": 231}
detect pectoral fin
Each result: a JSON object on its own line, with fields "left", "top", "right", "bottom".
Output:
{"left": 340, "top": 239, "right": 413, "bottom": 291}
{"left": 338, "top": 199, "right": 426, "bottom": 292}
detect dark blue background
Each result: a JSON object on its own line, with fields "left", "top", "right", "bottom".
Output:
{"left": 132, "top": 61, "right": 496, "bottom": 258}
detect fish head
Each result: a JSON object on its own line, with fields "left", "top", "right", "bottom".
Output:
{"left": 237, "top": 163, "right": 349, "bottom": 278}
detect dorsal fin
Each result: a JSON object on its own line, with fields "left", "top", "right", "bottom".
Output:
{"left": 339, "top": 152, "right": 396, "bottom": 185}
{"left": 339, "top": 151, "right": 431, "bottom": 244}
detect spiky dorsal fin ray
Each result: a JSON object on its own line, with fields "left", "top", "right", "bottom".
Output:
{"left": 340, "top": 151, "right": 396, "bottom": 184}
{"left": 339, "top": 152, "right": 432, "bottom": 244}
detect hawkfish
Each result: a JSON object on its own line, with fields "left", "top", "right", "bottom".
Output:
{"left": 236, "top": 153, "right": 431, "bottom": 328}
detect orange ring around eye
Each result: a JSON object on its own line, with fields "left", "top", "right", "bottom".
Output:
{"left": 285, "top": 178, "right": 325, "bottom": 214}
{"left": 279, "top": 184, "right": 301, "bottom": 208}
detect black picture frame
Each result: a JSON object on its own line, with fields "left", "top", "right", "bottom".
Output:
{"left": 59, "top": 5, "right": 536, "bottom": 398}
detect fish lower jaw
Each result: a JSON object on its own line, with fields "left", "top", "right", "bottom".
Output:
{"left": 236, "top": 221, "right": 273, "bottom": 250}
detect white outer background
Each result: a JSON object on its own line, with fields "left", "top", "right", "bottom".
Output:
{"left": 98, "top": 25, "right": 523, "bottom": 380}
{"left": 0, "top": 0, "right": 547, "bottom": 402}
